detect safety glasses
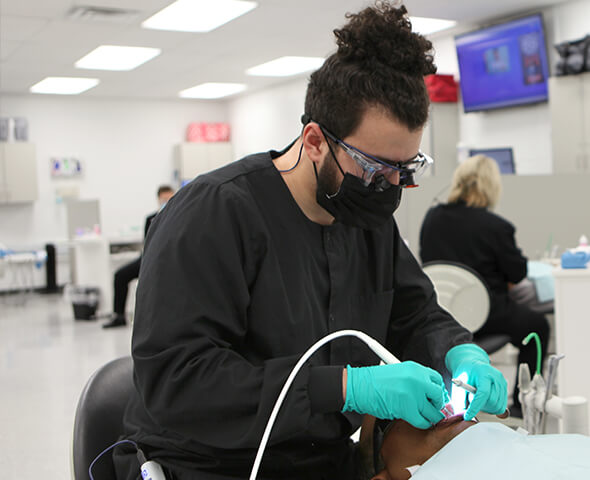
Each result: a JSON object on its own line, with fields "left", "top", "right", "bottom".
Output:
{"left": 320, "top": 126, "right": 433, "bottom": 188}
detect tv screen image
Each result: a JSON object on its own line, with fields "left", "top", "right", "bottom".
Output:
{"left": 455, "top": 14, "right": 549, "bottom": 112}
{"left": 469, "top": 147, "right": 515, "bottom": 174}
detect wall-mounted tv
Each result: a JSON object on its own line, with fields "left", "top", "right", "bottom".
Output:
{"left": 455, "top": 14, "right": 550, "bottom": 113}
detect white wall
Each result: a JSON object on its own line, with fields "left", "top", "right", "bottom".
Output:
{"left": 429, "top": 11, "right": 556, "bottom": 175}
{"left": 3, "top": 0, "right": 590, "bottom": 250}
{"left": 0, "top": 95, "right": 227, "bottom": 248}
{"left": 553, "top": 0, "right": 590, "bottom": 43}
{"left": 230, "top": 1, "right": 588, "bottom": 177}
{"left": 229, "top": 78, "right": 308, "bottom": 159}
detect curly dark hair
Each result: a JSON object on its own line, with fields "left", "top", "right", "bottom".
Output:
{"left": 304, "top": 1, "right": 436, "bottom": 137}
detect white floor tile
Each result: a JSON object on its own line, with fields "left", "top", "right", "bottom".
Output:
{"left": 0, "top": 293, "right": 131, "bottom": 479}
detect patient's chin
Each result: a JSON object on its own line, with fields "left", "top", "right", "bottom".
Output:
{"left": 436, "top": 414, "right": 476, "bottom": 433}
{"left": 370, "top": 471, "right": 390, "bottom": 480}
{"left": 371, "top": 468, "right": 406, "bottom": 480}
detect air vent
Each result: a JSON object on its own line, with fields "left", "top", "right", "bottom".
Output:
{"left": 66, "top": 6, "right": 141, "bottom": 24}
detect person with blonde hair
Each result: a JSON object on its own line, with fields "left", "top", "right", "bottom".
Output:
{"left": 447, "top": 154, "right": 501, "bottom": 208}
{"left": 419, "top": 154, "right": 549, "bottom": 417}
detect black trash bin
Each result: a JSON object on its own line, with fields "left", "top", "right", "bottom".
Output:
{"left": 70, "top": 287, "right": 100, "bottom": 320}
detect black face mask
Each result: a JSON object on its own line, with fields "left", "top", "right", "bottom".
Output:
{"left": 315, "top": 170, "right": 402, "bottom": 230}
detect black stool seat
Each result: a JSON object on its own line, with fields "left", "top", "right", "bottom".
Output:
{"left": 72, "top": 356, "right": 134, "bottom": 479}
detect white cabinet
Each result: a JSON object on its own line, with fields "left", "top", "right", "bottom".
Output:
{"left": 552, "top": 267, "right": 590, "bottom": 432}
{"left": 549, "top": 73, "right": 590, "bottom": 173}
{"left": 175, "top": 142, "right": 233, "bottom": 184}
{"left": 0, "top": 142, "right": 38, "bottom": 203}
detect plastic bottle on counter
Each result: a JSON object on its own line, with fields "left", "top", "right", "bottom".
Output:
{"left": 574, "top": 235, "right": 590, "bottom": 254}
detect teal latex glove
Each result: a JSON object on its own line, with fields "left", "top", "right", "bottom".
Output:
{"left": 342, "top": 362, "right": 449, "bottom": 429}
{"left": 445, "top": 343, "right": 508, "bottom": 420}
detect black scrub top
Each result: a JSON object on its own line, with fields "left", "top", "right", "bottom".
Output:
{"left": 419, "top": 202, "right": 527, "bottom": 295}
{"left": 121, "top": 150, "right": 472, "bottom": 479}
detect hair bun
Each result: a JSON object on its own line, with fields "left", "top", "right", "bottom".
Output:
{"left": 333, "top": 2, "right": 436, "bottom": 76}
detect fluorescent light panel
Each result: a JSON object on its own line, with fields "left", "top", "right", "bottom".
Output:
{"left": 179, "top": 82, "right": 246, "bottom": 99}
{"left": 142, "top": 0, "right": 257, "bottom": 32}
{"left": 246, "top": 56, "right": 325, "bottom": 77}
{"left": 409, "top": 16, "right": 456, "bottom": 35}
{"left": 75, "top": 45, "right": 161, "bottom": 71}
{"left": 30, "top": 77, "right": 99, "bottom": 95}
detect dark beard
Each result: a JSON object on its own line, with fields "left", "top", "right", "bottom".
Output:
{"left": 317, "top": 152, "right": 342, "bottom": 197}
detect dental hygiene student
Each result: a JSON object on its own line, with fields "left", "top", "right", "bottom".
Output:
{"left": 114, "top": 3, "right": 508, "bottom": 480}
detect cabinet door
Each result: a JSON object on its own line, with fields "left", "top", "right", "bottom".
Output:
{"left": 0, "top": 145, "right": 7, "bottom": 202}
{"left": 582, "top": 74, "right": 590, "bottom": 172}
{"left": 175, "top": 142, "right": 233, "bottom": 182}
{"left": 175, "top": 143, "right": 209, "bottom": 181}
{"left": 206, "top": 142, "right": 233, "bottom": 171}
{"left": 549, "top": 75, "right": 585, "bottom": 173}
{"left": 0, "top": 143, "right": 38, "bottom": 203}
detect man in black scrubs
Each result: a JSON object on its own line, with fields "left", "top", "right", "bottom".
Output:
{"left": 115, "top": 3, "right": 508, "bottom": 479}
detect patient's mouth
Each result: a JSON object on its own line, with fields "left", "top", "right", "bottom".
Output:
{"left": 435, "top": 413, "right": 468, "bottom": 428}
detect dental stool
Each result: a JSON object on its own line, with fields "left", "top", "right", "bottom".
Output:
{"left": 72, "top": 356, "right": 134, "bottom": 479}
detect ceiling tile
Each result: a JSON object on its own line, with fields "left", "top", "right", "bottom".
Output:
{"left": 0, "top": 16, "right": 50, "bottom": 42}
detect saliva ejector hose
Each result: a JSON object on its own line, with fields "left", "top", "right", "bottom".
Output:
{"left": 248, "top": 329, "right": 401, "bottom": 480}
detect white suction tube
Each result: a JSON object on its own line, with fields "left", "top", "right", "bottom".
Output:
{"left": 248, "top": 329, "right": 401, "bottom": 480}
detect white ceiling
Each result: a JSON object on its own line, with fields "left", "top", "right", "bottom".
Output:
{"left": 0, "top": 0, "right": 573, "bottom": 101}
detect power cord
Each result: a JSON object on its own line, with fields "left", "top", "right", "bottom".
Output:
{"left": 88, "top": 438, "right": 166, "bottom": 480}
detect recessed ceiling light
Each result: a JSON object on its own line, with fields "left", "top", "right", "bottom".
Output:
{"left": 409, "top": 16, "right": 457, "bottom": 35}
{"left": 75, "top": 45, "right": 161, "bottom": 71}
{"left": 179, "top": 82, "right": 246, "bottom": 99}
{"left": 246, "top": 56, "right": 325, "bottom": 77}
{"left": 30, "top": 77, "right": 99, "bottom": 95}
{"left": 142, "top": 0, "right": 257, "bottom": 33}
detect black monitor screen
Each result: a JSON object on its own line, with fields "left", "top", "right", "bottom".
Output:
{"left": 469, "top": 148, "right": 515, "bottom": 174}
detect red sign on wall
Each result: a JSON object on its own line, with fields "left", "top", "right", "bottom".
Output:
{"left": 186, "top": 122, "right": 231, "bottom": 142}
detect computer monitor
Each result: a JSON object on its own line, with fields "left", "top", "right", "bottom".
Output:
{"left": 468, "top": 147, "right": 515, "bottom": 174}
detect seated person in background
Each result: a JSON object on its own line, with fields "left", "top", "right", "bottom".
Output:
{"left": 103, "top": 185, "right": 175, "bottom": 328}
{"left": 372, "top": 416, "right": 590, "bottom": 480}
{"left": 419, "top": 155, "right": 549, "bottom": 415}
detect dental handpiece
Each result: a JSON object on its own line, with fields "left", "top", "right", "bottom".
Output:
{"left": 451, "top": 378, "right": 510, "bottom": 419}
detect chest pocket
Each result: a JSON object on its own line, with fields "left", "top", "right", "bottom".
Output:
{"left": 330, "top": 289, "right": 394, "bottom": 366}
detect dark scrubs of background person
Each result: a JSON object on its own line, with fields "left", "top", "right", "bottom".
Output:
{"left": 102, "top": 185, "right": 175, "bottom": 329}
{"left": 113, "top": 4, "right": 508, "bottom": 480}
{"left": 420, "top": 154, "right": 549, "bottom": 416}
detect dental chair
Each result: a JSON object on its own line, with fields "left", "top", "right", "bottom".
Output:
{"left": 72, "top": 356, "right": 134, "bottom": 479}
{"left": 422, "top": 261, "right": 510, "bottom": 354}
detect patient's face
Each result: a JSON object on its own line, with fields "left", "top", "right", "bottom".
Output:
{"left": 371, "top": 415, "right": 476, "bottom": 480}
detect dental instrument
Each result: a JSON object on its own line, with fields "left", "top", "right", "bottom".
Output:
{"left": 519, "top": 354, "right": 589, "bottom": 435}
{"left": 451, "top": 378, "right": 510, "bottom": 419}
{"left": 249, "top": 329, "right": 452, "bottom": 480}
